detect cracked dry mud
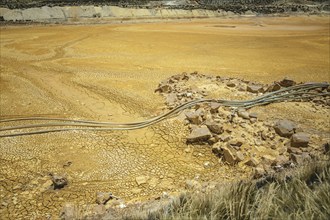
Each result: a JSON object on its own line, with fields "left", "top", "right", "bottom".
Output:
{"left": 0, "top": 16, "right": 329, "bottom": 218}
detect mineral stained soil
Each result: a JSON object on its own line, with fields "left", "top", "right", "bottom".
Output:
{"left": 0, "top": 16, "right": 329, "bottom": 218}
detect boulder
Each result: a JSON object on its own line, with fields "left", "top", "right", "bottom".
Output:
{"left": 185, "top": 111, "right": 202, "bottom": 125}
{"left": 266, "top": 83, "right": 281, "bottom": 92}
{"left": 187, "top": 126, "right": 212, "bottom": 143}
{"left": 247, "top": 84, "right": 264, "bottom": 93}
{"left": 226, "top": 81, "right": 236, "bottom": 87}
{"left": 278, "top": 78, "right": 296, "bottom": 87}
{"left": 205, "top": 121, "right": 223, "bottom": 134}
{"left": 222, "top": 146, "right": 236, "bottom": 165}
{"left": 274, "top": 119, "right": 296, "bottom": 137}
{"left": 237, "top": 110, "right": 250, "bottom": 119}
{"left": 291, "top": 132, "right": 309, "bottom": 147}
{"left": 210, "top": 102, "right": 221, "bottom": 113}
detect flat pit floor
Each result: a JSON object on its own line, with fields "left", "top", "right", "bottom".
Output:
{"left": 0, "top": 16, "right": 329, "bottom": 218}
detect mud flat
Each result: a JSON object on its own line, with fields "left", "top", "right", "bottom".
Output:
{"left": 0, "top": 16, "right": 329, "bottom": 218}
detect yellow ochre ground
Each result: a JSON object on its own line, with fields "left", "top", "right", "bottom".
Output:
{"left": 0, "top": 16, "right": 329, "bottom": 218}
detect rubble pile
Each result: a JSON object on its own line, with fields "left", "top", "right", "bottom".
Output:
{"left": 156, "top": 72, "right": 330, "bottom": 177}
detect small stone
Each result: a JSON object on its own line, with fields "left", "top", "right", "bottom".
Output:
{"left": 274, "top": 155, "right": 288, "bottom": 166}
{"left": 290, "top": 154, "right": 303, "bottom": 164}
{"left": 186, "top": 126, "right": 212, "bottom": 143}
{"left": 266, "top": 83, "right": 281, "bottom": 92}
{"left": 291, "top": 132, "right": 309, "bottom": 147}
{"left": 185, "top": 111, "right": 202, "bottom": 125}
{"left": 203, "top": 161, "right": 212, "bottom": 168}
{"left": 210, "top": 102, "right": 221, "bottom": 113}
{"left": 236, "top": 151, "right": 245, "bottom": 162}
{"left": 157, "top": 83, "right": 172, "bottom": 93}
{"left": 249, "top": 112, "right": 258, "bottom": 118}
{"left": 277, "top": 143, "right": 287, "bottom": 155}
{"left": 245, "top": 157, "right": 259, "bottom": 167}
{"left": 208, "top": 137, "right": 218, "bottom": 145}
{"left": 274, "top": 119, "right": 296, "bottom": 137}
{"left": 222, "top": 146, "right": 236, "bottom": 165}
{"left": 226, "top": 81, "right": 236, "bottom": 87}
{"left": 278, "top": 78, "right": 296, "bottom": 87}
{"left": 96, "top": 192, "right": 113, "bottom": 205}
{"left": 185, "top": 180, "right": 201, "bottom": 189}
{"left": 51, "top": 175, "right": 68, "bottom": 189}
{"left": 254, "top": 167, "right": 265, "bottom": 178}
{"left": 237, "top": 84, "right": 247, "bottom": 91}
{"left": 247, "top": 84, "right": 264, "bottom": 93}
{"left": 228, "top": 139, "right": 243, "bottom": 147}
{"left": 218, "top": 134, "right": 230, "bottom": 142}
{"left": 237, "top": 110, "right": 250, "bottom": 119}
{"left": 261, "top": 155, "right": 276, "bottom": 164}
{"left": 135, "top": 176, "right": 149, "bottom": 186}
{"left": 205, "top": 121, "right": 224, "bottom": 134}
{"left": 287, "top": 147, "right": 302, "bottom": 154}
{"left": 212, "top": 143, "right": 222, "bottom": 155}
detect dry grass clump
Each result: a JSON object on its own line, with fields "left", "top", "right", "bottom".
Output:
{"left": 124, "top": 159, "right": 330, "bottom": 220}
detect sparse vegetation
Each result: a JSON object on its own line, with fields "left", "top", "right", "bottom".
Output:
{"left": 123, "top": 157, "right": 330, "bottom": 220}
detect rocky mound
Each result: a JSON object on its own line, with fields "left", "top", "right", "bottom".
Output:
{"left": 156, "top": 72, "right": 330, "bottom": 178}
